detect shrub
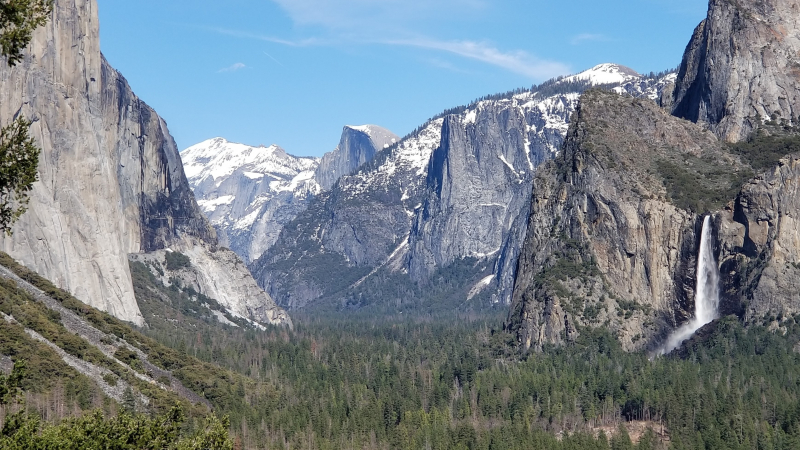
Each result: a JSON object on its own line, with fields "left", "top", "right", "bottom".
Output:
{"left": 164, "top": 251, "right": 191, "bottom": 271}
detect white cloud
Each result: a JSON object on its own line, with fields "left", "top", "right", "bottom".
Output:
{"left": 218, "top": 63, "right": 247, "bottom": 73}
{"left": 570, "top": 33, "right": 610, "bottom": 45}
{"left": 210, "top": 0, "right": 570, "bottom": 81}
{"left": 425, "top": 58, "right": 468, "bottom": 74}
{"left": 389, "top": 39, "right": 570, "bottom": 80}
{"left": 210, "top": 27, "right": 323, "bottom": 47}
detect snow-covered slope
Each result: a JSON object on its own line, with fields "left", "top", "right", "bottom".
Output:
{"left": 181, "top": 138, "right": 321, "bottom": 263}
{"left": 182, "top": 125, "right": 396, "bottom": 264}
{"left": 561, "top": 63, "right": 641, "bottom": 85}
{"left": 253, "top": 63, "right": 679, "bottom": 310}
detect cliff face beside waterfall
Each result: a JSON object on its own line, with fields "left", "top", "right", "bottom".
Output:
{"left": 0, "top": 0, "right": 289, "bottom": 327}
{"left": 508, "top": 0, "right": 800, "bottom": 352}
{"left": 506, "top": 90, "right": 750, "bottom": 351}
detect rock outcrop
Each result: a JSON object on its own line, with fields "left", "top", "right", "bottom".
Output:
{"left": 672, "top": 0, "right": 800, "bottom": 142}
{"left": 130, "top": 247, "right": 291, "bottom": 326}
{"left": 0, "top": 0, "right": 289, "bottom": 326}
{"left": 717, "top": 153, "right": 800, "bottom": 324}
{"left": 314, "top": 125, "right": 398, "bottom": 191}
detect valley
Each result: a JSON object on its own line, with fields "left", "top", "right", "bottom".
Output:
{"left": 1, "top": 0, "right": 800, "bottom": 448}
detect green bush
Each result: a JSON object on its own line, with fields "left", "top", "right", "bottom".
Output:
{"left": 165, "top": 251, "right": 191, "bottom": 271}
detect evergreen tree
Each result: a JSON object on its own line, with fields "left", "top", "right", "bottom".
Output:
{"left": 0, "top": 0, "right": 52, "bottom": 66}
{"left": 0, "top": 0, "right": 49, "bottom": 233}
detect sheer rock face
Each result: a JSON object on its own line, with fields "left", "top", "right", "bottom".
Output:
{"left": 717, "top": 156, "right": 800, "bottom": 323}
{"left": 314, "top": 125, "right": 399, "bottom": 191}
{"left": 407, "top": 102, "right": 537, "bottom": 288}
{"left": 672, "top": 0, "right": 800, "bottom": 142}
{"left": 0, "top": 0, "right": 288, "bottom": 326}
{"left": 506, "top": 90, "right": 751, "bottom": 352}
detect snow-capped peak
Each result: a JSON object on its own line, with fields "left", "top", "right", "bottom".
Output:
{"left": 344, "top": 124, "right": 399, "bottom": 148}
{"left": 560, "top": 63, "right": 641, "bottom": 86}
{"left": 181, "top": 137, "right": 317, "bottom": 184}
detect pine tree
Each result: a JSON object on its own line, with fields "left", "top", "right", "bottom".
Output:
{"left": 0, "top": 0, "right": 49, "bottom": 233}
{"left": 0, "top": 0, "right": 52, "bottom": 66}
{"left": 121, "top": 386, "right": 136, "bottom": 414}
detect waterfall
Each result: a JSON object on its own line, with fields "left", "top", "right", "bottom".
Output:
{"left": 660, "top": 215, "right": 720, "bottom": 354}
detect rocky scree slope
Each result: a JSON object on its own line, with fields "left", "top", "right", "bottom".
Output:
{"left": 252, "top": 65, "right": 676, "bottom": 311}
{"left": 0, "top": 253, "right": 211, "bottom": 413}
{"left": 181, "top": 125, "right": 397, "bottom": 265}
{"left": 672, "top": 0, "right": 800, "bottom": 142}
{"left": 0, "top": 0, "right": 288, "bottom": 327}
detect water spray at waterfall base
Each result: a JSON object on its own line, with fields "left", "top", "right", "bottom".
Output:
{"left": 660, "top": 216, "right": 721, "bottom": 354}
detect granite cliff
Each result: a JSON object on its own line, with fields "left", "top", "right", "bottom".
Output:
{"left": 0, "top": 0, "right": 289, "bottom": 326}
{"left": 672, "top": 0, "right": 800, "bottom": 142}
{"left": 506, "top": 90, "right": 749, "bottom": 351}
{"left": 314, "top": 125, "right": 398, "bottom": 191}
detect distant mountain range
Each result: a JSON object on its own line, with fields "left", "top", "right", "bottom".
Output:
{"left": 183, "top": 63, "right": 677, "bottom": 313}
{"left": 181, "top": 125, "right": 397, "bottom": 264}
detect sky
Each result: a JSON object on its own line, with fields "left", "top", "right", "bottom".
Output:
{"left": 97, "top": 0, "right": 708, "bottom": 157}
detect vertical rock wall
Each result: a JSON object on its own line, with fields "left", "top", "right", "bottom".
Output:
{"left": 672, "top": 0, "right": 800, "bottom": 142}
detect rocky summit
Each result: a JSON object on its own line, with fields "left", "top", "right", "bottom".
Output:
{"left": 672, "top": 0, "right": 800, "bottom": 142}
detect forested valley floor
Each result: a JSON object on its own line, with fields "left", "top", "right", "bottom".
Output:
{"left": 129, "top": 259, "right": 800, "bottom": 450}
{"left": 2, "top": 256, "right": 800, "bottom": 449}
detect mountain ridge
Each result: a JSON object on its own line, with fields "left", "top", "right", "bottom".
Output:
{"left": 248, "top": 64, "right": 678, "bottom": 311}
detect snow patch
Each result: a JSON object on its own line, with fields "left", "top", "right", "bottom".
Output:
{"left": 464, "top": 110, "right": 477, "bottom": 125}
{"left": 467, "top": 274, "right": 496, "bottom": 300}
{"left": 560, "top": 63, "right": 640, "bottom": 86}
{"left": 211, "top": 310, "right": 239, "bottom": 327}
{"left": 197, "top": 195, "right": 235, "bottom": 213}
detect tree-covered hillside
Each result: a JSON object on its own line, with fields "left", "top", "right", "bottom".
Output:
{"left": 2, "top": 249, "right": 800, "bottom": 449}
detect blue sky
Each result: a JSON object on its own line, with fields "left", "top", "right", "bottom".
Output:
{"left": 98, "top": 0, "right": 707, "bottom": 157}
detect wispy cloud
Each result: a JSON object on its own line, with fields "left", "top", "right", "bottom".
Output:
{"left": 268, "top": 0, "right": 487, "bottom": 31}
{"left": 209, "top": 27, "right": 323, "bottom": 47}
{"left": 570, "top": 33, "right": 610, "bottom": 45}
{"left": 425, "top": 58, "right": 469, "bottom": 74}
{"left": 206, "top": 0, "right": 569, "bottom": 81}
{"left": 389, "top": 39, "right": 570, "bottom": 79}
{"left": 218, "top": 62, "right": 247, "bottom": 73}
{"left": 263, "top": 52, "right": 285, "bottom": 67}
